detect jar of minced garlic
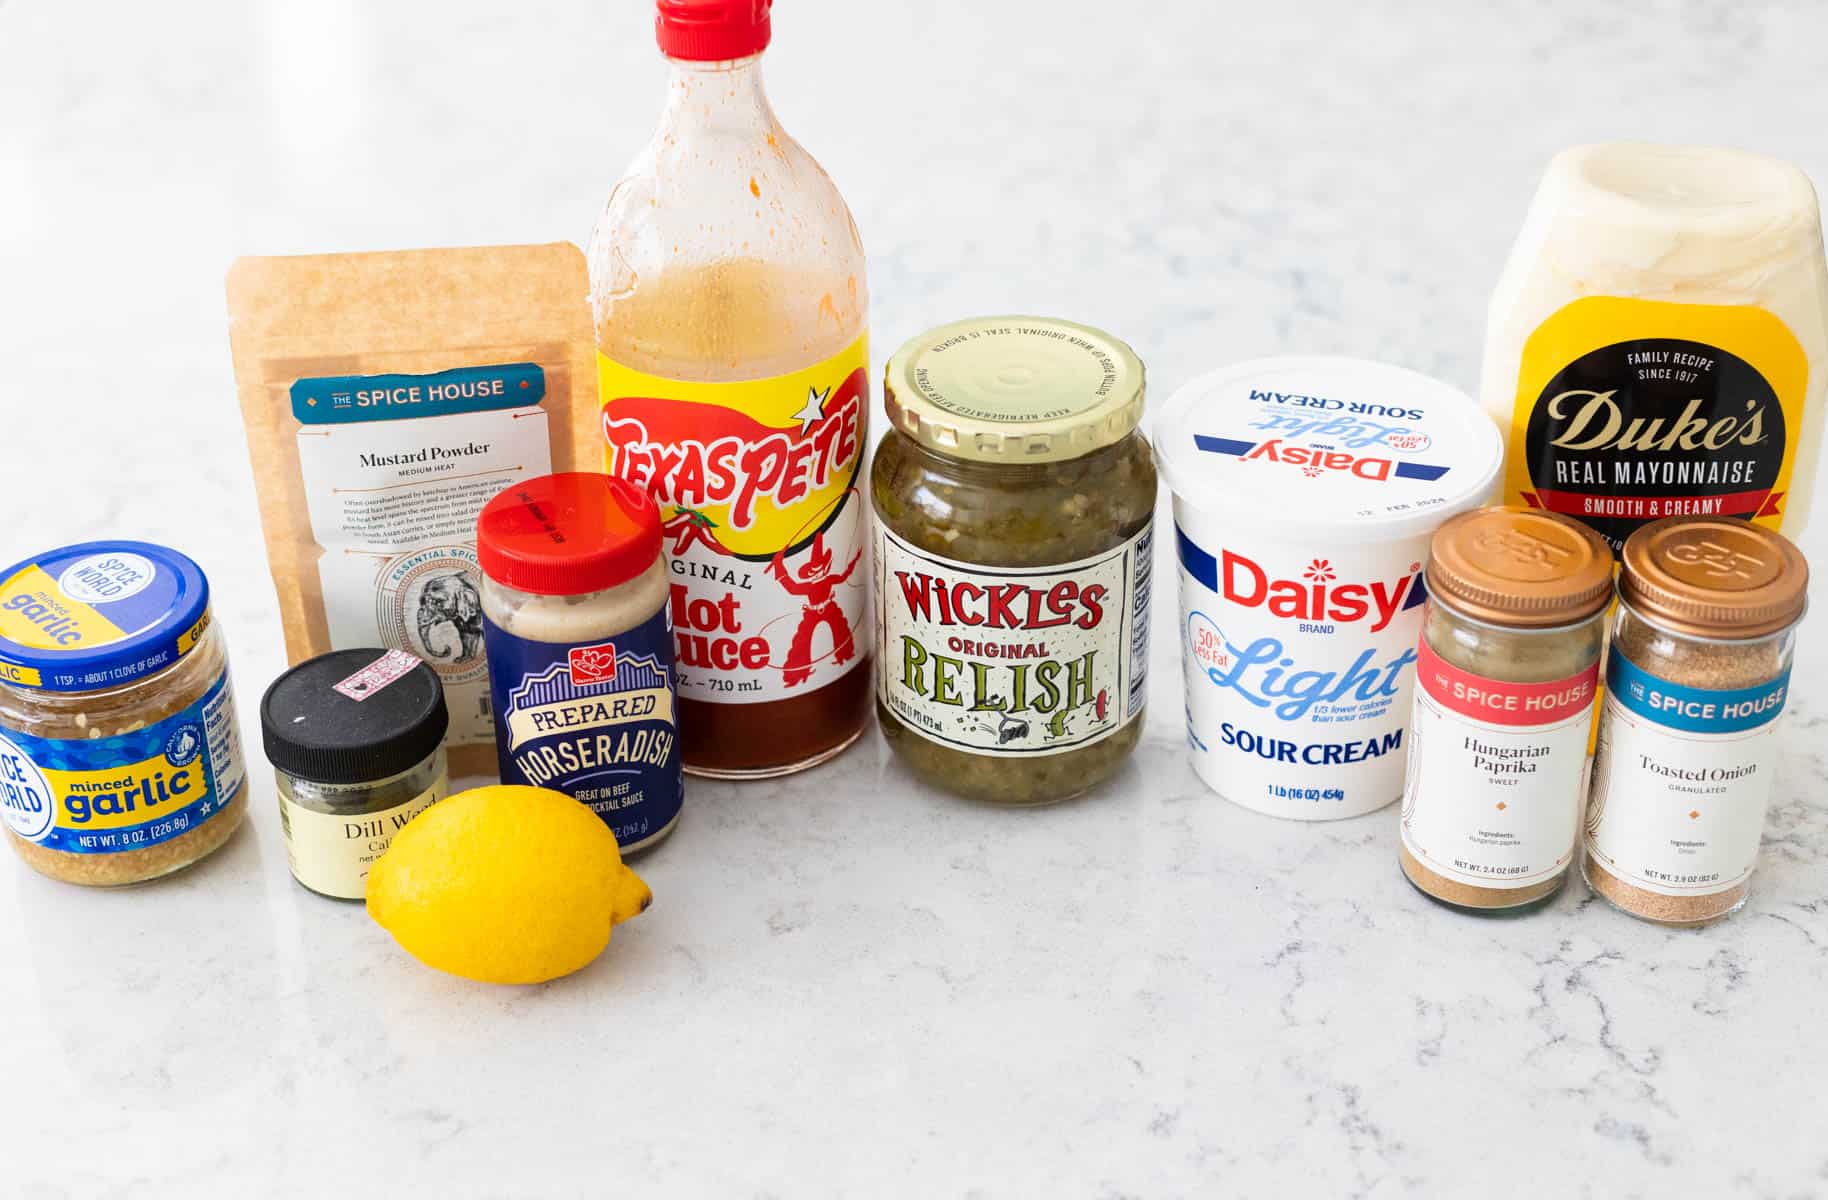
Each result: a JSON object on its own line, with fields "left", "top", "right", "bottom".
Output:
{"left": 1400, "top": 507, "right": 1614, "bottom": 912}
{"left": 1584, "top": 517, "right": 1808, "bottom": 927}
{"left": 0, "top": 542, "right": 248, "bottom": 886}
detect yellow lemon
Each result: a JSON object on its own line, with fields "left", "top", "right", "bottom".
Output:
{"left": 366, "top": 784, "right": 652, "bottom": 984}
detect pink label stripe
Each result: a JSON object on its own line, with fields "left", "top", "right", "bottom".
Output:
{"left": 1414, "top": 637, "right": 1597, "bottom": 726}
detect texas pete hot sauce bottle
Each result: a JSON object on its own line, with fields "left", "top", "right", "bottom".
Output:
{"left": 587, "top": 0, "right": 870, "bottom": 777}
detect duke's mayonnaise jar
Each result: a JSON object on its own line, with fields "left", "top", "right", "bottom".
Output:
{"left": 1481, "top": 143, "right": 1828, "bottom": 551}
{"left": 1155, "top": 357, "right": 1503, "bottom": 820}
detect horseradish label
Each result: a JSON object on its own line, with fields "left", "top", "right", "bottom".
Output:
{"left": 1400, "top": 634, "right": 1598, "bottom": 888}
{"left": 874, "top": 523, "right": 1151, "bottom": 757}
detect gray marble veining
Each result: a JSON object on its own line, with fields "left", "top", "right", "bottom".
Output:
{"left": 2, "top": 0, "right": 1826, "bottom": 1195}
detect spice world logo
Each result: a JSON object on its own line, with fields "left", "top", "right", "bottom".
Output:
{"left": 567, "top": 642, "right": 618, "bottom": 686}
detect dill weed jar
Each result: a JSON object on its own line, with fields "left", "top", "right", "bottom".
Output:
{"left": 1398, "top": 508, "right": 1613, "bottom": 912}
{"left": 872, "top": 317, "right": 1155, "bottom": 804}
{"left": 0, "top": 541, "right": 248, "bottom": 886}
{"left": 1585, "top": 516, "right": 1808, "bottom": 927}
{"left": 262, "top": 649, "right": 449, "bottom": 900}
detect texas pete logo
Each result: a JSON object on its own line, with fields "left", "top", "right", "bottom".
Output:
{"left": 567, "top": 642, "right": 618, "bottom": 686}
{"left": 602, "top": 367, "right": 867, "bottom": 559}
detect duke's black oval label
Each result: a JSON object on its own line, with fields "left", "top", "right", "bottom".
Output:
{"left": 1501, "top": 297, "right": 1809, "bottom": 551}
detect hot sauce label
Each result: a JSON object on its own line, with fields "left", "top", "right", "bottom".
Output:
{"left": 875, "top": 523, "right": 1151, "bottom": 757}
{"left": 1503, "top": 297, "right": 1809, "bottom": 551}
{"left": 1399, "top": 633, "right": 1598, "bottom": 889}
{"left": 600, "top": 337, "right": 869, "bottom": 703}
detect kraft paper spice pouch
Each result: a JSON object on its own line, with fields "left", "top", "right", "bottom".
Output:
{"left": 227, "top": 243, "right": 599, "bottom": 777}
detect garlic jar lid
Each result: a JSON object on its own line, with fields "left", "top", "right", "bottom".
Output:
{"left": 0, "top": 540, "right": 212, "bottom": 692}
{"left": 1153, "top": 356, "right": 1504, "bottom": 540}
{"left": 1427, "top": 506, "right": 1615, "bottom": 627}
{"left": 883, "top": 316, "right": 1145, "bottom": 464}
{"left": 1619, "top": 516, "right": 1808, "bottom": 639}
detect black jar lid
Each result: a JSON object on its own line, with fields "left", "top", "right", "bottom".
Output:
{"left": 260, "top": 648, "right": 449, "bottom": 784}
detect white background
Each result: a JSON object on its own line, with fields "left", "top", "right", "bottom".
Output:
{"left": 4, "top": 2, "right": 1828, "bottom": 1195}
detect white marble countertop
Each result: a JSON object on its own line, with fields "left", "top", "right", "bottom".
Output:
{"left": 5, "top": 1, "right": 1828, "bottom": 1195}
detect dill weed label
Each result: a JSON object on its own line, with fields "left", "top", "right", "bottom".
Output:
{"left": 875, "top": 524, "right": 1150, "bottom": 757}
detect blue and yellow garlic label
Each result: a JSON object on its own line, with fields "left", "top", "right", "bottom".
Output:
{"left": 0, "top": 670, "right": 246, "bottom": 854}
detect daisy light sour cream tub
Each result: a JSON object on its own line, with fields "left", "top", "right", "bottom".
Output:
{"left": 1155, "top": 358, "right": 1504, "bottom": 820}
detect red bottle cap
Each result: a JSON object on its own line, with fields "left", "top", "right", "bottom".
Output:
{"left": 477, "top": 473, "right": 663, "bottom": 596}
{"left": 656, "top": 0, "right": 772, "bottom": 62}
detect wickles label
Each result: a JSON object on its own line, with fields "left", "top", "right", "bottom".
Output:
{"left": 874, "top": 523, "right": 1151, "bottom": 757}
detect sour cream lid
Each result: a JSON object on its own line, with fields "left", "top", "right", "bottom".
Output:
{"left": 0, "top": 540, "right": 212, "bottom": 693}
{"left": 1153, "top": 356, "right": 1504, "bottom": 540}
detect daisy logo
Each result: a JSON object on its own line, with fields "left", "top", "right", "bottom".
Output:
{"left": 1302, "top": 559, "right": 1337, "bottom": 583}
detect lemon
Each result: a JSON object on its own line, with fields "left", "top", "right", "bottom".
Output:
{"left": 366, "top": 784, "right": 652, "bottom": 985}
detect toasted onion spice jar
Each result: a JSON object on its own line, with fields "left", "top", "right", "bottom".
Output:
{"left": 1584, "top": 517, "right": 1808, "bottom": 927}
{"left": 1154, "top": 357, "right": 1504, "bottom": 820}
{"left": 873, "top": 317, "right": 1155, "bottom": 805}
{"left": 1398, "top": 507, "right": 1613, "bottom": 912}
{"left": 0, "top": 541, "right": 248, "bottom": 886}
{"left": 262, "top": 648, "right": 450, "bottom": 900}
{"left": 478, "top": 472, "right": 682, "bottom": 853}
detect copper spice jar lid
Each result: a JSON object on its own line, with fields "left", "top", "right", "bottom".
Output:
{"left": 1425, "top": 506, "right": 1615, "bottom": 628}
{"left": 1619, "top": 516, "right": 1808, "bottom": 639}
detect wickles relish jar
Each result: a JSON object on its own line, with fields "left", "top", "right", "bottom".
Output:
{"left": 872, "top": 317, "right": 1155, "bottom": 804}
{"left": 1399, "top": 507, "right": 1613, "bottom": 913}
{"left": 1584, "top": 517, "right": 1808, "bottom": 927}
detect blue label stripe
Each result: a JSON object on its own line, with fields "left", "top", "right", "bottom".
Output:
{"left": 1177, "top": 525, "right": 1219, "bottom": 592}
{"left": 1608, "top": 651, "right": 1789, "bottom": 735}
{"left": 292, "top": 363, "right": 546, "bottom": 425}
{"left": 1392, "top": 462, "right": 1448, "bottom": 481}
{"left": 1193, "top": 434, "right": 1256, "bottom": 458}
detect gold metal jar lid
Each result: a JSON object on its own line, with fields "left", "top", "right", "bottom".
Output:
{"left": 882, "top": 316, "right": 1145, "bottom": 464}
{"left": 1619, "top": 516, "right": 1808, "bottom": 638}
{"left": 1426, "top": 506, "right": 1615, "bottom": 627}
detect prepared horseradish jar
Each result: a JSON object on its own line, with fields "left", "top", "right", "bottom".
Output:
{"left": 261, "top": 648, "right": 450, "bottom": 900}
{"left": 1482, "top": 143, "right": 1828, "bottom": 553}
{"left": 1155, "top": 357, "right": 1504, "bottom": 820}
{"left": 1584, "top": 516, "right": 1807, "bottom": 927}
{"left": 477, "top": 472, "right": 683, "bottom": 854}
{"left": 0, "top": 541, "right": 248, "bottom": 885}
{"left": 873, "top": 317, "right": 1154, "bottom": 805}
{"left": 1399, "top": 507, "right": 1613, "bottom": 911}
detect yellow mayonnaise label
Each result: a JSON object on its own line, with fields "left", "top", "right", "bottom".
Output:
{"left": 1503, "top": 296, "right": 1808, "bottom": 547}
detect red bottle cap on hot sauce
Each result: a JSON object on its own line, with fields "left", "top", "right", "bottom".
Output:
{"left": 477, "top": 472, "right": 663, "bottom": 596}
{"left": 656, "top": 0, "right": 772, "bottom": 62}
